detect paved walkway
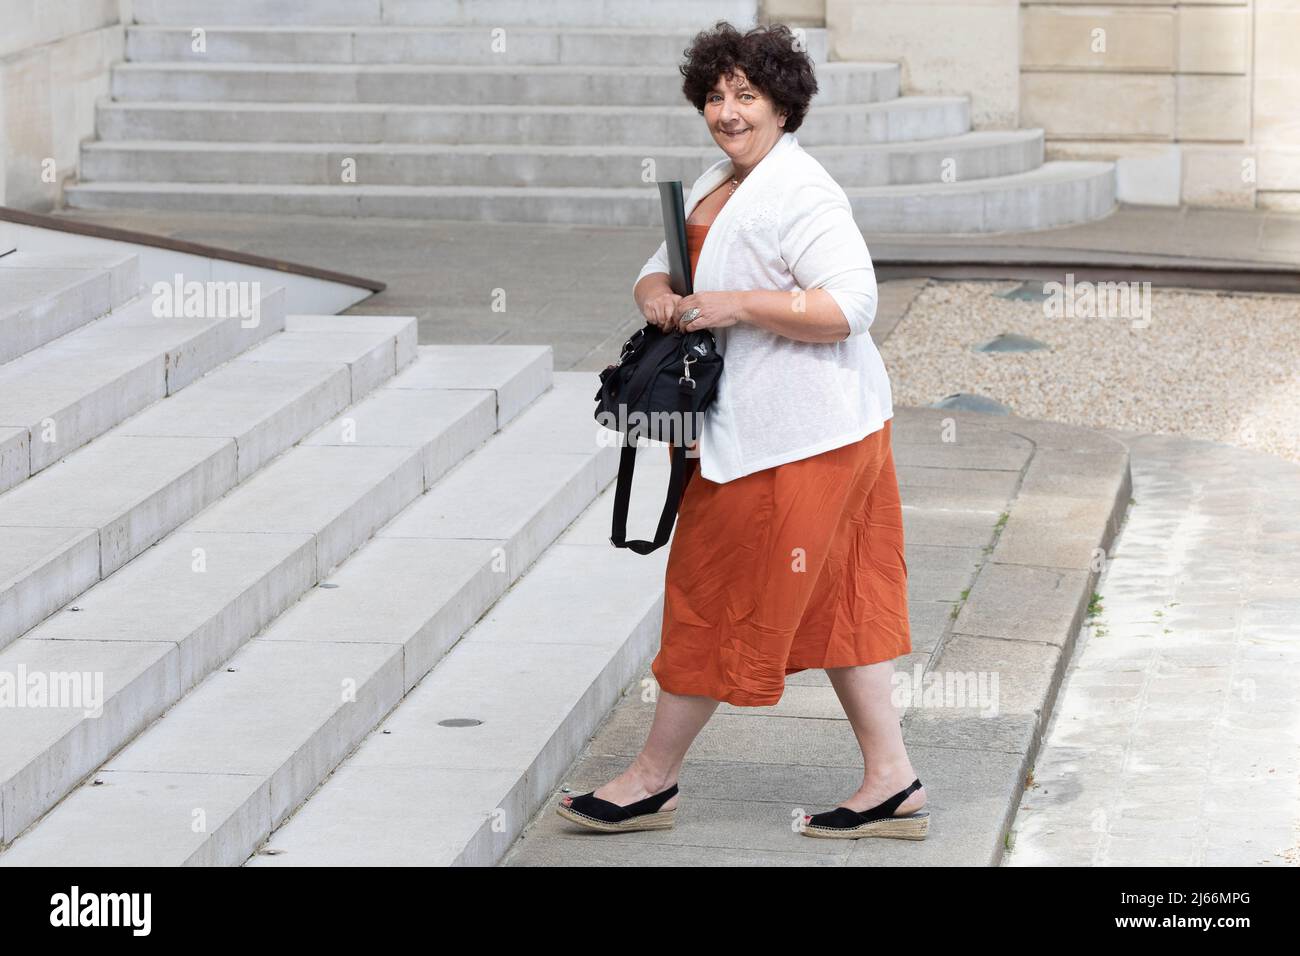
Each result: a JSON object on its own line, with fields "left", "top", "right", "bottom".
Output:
{"left": 870, "top": 203, "right": 1300, "bottom": 267}
{"left": 1004, "top": 430, "right": 1300, "bottom": 867}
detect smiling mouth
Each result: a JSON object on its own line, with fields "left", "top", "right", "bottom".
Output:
{"left": 721, "top": 128, "right": 751, "bottom": 138}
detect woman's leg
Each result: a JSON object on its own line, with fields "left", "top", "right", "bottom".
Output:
{"left": 826, "top": 660, "right": 927, "bottom": 814}
{"left": 560, "top": 688, "right": 718, "bottom": 812}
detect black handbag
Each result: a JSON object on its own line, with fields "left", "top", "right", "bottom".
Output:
{"left": 594, "top": 322, "right": 723, "bottom": 554}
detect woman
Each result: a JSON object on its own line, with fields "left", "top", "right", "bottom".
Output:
{"left": 558, "top": 22, "right": 928, "bottom": 841}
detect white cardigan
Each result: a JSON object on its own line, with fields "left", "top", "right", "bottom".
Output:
{"left": 634, "top": 130, "right": 894, "bottom": 483}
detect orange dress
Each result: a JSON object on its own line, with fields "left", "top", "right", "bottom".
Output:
{"left": 651, "top": 221, "right": 911, "bottom": 707}
{"left": 686, "top": 222, "right": 709, "bottom": 285}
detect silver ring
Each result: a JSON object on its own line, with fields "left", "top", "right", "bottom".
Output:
{"left": 681, "top": 307, "right": 701, "bottom": 325}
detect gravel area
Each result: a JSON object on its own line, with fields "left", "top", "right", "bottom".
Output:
{"left": 880, "top": 279, "right": 1300, "bottom": 464}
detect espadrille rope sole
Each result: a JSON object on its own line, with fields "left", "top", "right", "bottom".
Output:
{"left": 801, "top": 810, "right": 930, "bottom": 840}
{"left": 555, "top": 802, "right": 678, "bottom": 833}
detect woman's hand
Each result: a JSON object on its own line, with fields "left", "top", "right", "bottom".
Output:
{"left": 674, "top": 291, "right": 746, "bottom": 333}
{"left": 641, "top": 290, "right": 683, "bottom": 330}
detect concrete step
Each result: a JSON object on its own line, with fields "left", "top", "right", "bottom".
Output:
{"left": 843, "top": 160, "right": 1118, "bottom": 233}
{"left": 125, "top": 25, "right": 830, "bottom": 66}
{"left": 0, "top": 251, "right": 140, "bottom": 366}
{"left": 64, "top": 160, "right": 1115, "bottom": 231}
{"left": 92, "top": 97, "right": 970, "bottom": 146}
{"left": 109, "top": 61, "right": 898, "bottom": 108}
{"left": 0, "top": 343, "right": 552, "bottom": 849}
{"left": 0, "top": 313, "right": 409, "bottom": 655}
{"left": 80, "top": 131, "right": 1044, "bottom": 189}
{"left": 0, "top": 372, "right": 634, "bottom": 865}
{"left": 128, "top": 0, "right": 761, "bottom": 29}
{"left": 0, "top": 285, "right": 285, "bottom": 492}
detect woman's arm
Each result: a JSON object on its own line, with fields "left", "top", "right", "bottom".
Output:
{"left": 735, "top": 288, "right": 852, "bottom": 343}
{"left": 775, "top": 175, "right": 879, "bottom": 339}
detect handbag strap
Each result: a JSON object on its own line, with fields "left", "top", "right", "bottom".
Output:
{"left": 609, "top": 376, "right": 698, "bottom": 554}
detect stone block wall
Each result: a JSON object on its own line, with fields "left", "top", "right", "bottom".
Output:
{"left": 0, "top": 0, "right": 128, "bottom": 210}
{"left": 787, "top": 0, "right": 1300, "bottom": 210}
{"left": 1019, "top": 0, "right": 1259, "bottom": 209}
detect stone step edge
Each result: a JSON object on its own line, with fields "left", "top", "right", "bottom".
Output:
{"left": 128, "top": 0, "right": 761, "bottom": 29}
{"left": 0, "top": 262, "right": 136, "bottom": 369}
{"left": 64, "top": 162, "right": 1115, "bottom": 199}
{"left": 90, "top": 95, "right": 966, "bottom": 116}
{"left": 0, "top": 311, "right": 411, "bottom": 654}
{"left": 0, "top": 250, "right": 140, "bottom": 332}
{"left": 80, "top": 129, "right": 1043, "bottom": 156}
{"left": 111, "top": 60, "right": 889, "bottom": 76}
{"left": 125, "top": 25, "right": 829, "bottom": 37}
{"left": 902, "top": 409, "right": 1134, "bottom": 865}
{"left": 0, "top": 284, "right": 286, "bottom": 494}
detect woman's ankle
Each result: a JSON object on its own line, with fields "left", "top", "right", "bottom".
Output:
{"left": 629, "top": 755, "right": 677, "bottom": 794}
{"left": 863, "top": 760, "right": 919, "bottom": 791}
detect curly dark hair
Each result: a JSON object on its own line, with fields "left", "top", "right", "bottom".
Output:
{"left": 679, "top": 21, "right": 819, "bottom": 134}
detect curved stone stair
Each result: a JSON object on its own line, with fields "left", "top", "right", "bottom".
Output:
{"left": 82, "top": 130, "right": 1044, "bottom": 189}
{"left": 64, "top": 0, "right": 1116, "bottom": 233}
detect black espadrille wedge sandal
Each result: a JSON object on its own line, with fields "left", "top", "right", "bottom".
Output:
{"left": 556, "top": 783, "right": 679, "bottom": 833}
{"left": 800, "top": 777, "right": 929, "bottom": 840}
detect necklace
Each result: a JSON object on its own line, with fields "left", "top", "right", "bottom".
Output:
{"left": 728, "top": 171, "right": 749, "bottom": 196}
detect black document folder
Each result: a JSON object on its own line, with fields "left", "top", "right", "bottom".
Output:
{"left": 657, "top": 180, "right": 693, "bottom": 296}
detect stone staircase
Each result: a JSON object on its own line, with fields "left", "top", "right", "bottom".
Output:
{"left": 0, "top": 238, "right": 679, "bottom": 866}
{"left": 63, "top": 0, "right": 1116, "bottom": 233}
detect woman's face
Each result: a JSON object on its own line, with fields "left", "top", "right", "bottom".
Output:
{"left": 703, "top": 68, "right": 788, "bottom": 168}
